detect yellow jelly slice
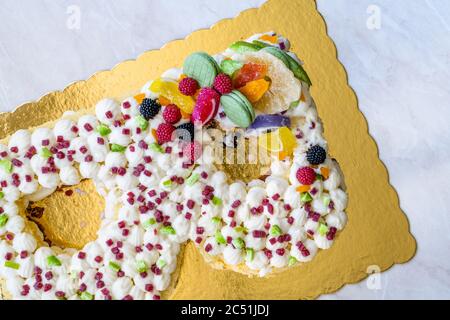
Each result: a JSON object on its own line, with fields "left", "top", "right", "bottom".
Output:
{"left": 150, "top": 78, "right": 195, "bottom": 114}
{"left": 258, "top": 127, "right": 297, "bottom": 156}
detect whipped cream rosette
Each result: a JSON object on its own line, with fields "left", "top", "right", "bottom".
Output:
{"left": 0, "top": 32, "right": 347, "bottom": 300}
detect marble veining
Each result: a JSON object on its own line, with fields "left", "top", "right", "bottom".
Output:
{"left": 0, "top": 0, "right": 449, "bottom": 299}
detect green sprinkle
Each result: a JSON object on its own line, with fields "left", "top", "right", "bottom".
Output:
{"left": 322, "top": 194, "right": 331, "bottom": 207}
{"left": 156, "top": 258, "right": 166, "bottom": 269}
{"left": 135, "top": 115, "right": 149, "bottom": 130}
{"left": 300, "top": 192, "right": 313, "bottom": 203}
{"left": 246, "top": 248, "right": 255, "bottom": 262}
{"left": 288, "top": 256, "right": 298, "bottom": 267}
{"left": 234, "top": 226, "right": 248, "bottom": 234}
{"left": 4, "top": 261, "right": 20, "bottom": 270}
{"left": 220, "top": 59, "right": 244, "bottom": 76}
{"left": 318, "top": 223, "right": 329, "bottom": 236}
{"left": 0, "top": 214, "right": 8, "bottom": 227}
{"left": 0, "top": 191, "right": 3, "bottom": 200}
{"left": 212, "top": 217, "right": 221, "bottom": 224}
{"left": 142, "top": 218, "right": 156, "bottom": 229}
{"left": 109, "top": 261, "right": 121, "bottom": 273}
{"left": 47, "top": 255, "right": 62, "bottom": 267}
{"left": 96, "top": 124, "right": 111, "bottom": 136}
{"left": 316, "top": 173, "right": 324, "bottom": 181}
{"left": 162, "top": 180, "right": 172, "bottom": 187}
{"left": 186, "top": 173, "right": 200, "bottom": 186}
{"left": 0, "top": 159, "right": 13, "bottom": 174}
{"left": 80, "top": 292, "right": 94, "bottom": 300}
{"left": 289, "top": 100, "right": 300, "bottom": 109}
{"left": 111, "top": 144, "right": 126, "bottom": 153}
{"left": 149, "top": 143, "right": 164, "bottom": 153}
{"left": 270, "top": 225, "right": 282, "bottom": 236}
{"left": 212, "top": 196, "right": 222, "bottom": 206}
{"left": 215, "top": 231, "right": 226, "bottom": 245}
{"left": 136, "top": 260, "right": 148, "bottom": 273}
{"left": 40, "top": 147, "right": 53, "bottom": 159}
{"left": 160, "top": 225, "right": 176, "bottom": 235}
{"left": 232, "top": 237, "right": 245, "bottom": 249}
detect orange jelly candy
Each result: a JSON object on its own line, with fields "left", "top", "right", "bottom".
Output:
{"left": 238, "top": 78, "right": 270, "bottom": 103}
{"left": 158, "top": 96, "right": 172, "bottom": 106}
{"left": 134, "top": 93, "right": 146, "bottom": 104}
{"left": 233, "top": 62, "right": 268, "bottom": 88}
{"left": 259, "top": 34, "right": 278, "bottom": 44}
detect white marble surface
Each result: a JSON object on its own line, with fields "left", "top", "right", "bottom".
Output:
{"left": 0, "top": 0, "right": 449, "bottom": 299}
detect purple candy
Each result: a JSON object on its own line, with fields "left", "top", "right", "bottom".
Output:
{"left": 249, "top": 114, "right": 291, "bottom": 130}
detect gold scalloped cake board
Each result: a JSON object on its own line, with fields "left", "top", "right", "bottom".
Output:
{"left": 0, "top": 0, "right": 416, "bottom": 299}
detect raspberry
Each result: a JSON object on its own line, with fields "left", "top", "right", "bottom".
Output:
{"left": 191, "top": 88, "right": 220, "bottom": 125}
{"left": 140, "top": 98, "right": 161, "bottom": 120}
{"left": 296, "top": 167, "right": 316, "bottom": 185}
{"left": 306, "top": 145, "right": 326, "bottom": 165}
{"left": 178, "top": 77, "right": 199, "bottom": 96}
{"left": 162, "top": 104, "right": 182, "bottom": 124}
{"left": 213, "top": 73, "right": 233, "bottom": 94}
{"left": 156, "top": 123, "right": 175, "bottom": 144}
{"left": 182, "top": 141, "right": 202, "bottom": 164}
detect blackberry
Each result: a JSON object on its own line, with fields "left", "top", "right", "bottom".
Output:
{"left": 139, "top": 98, "right": 161, "bottom": 120}
{"left": 306, "top": 145, "right": 326, "bottom": 165}
{"left": 175, "top": 122, "right": 195, "bottom": 142}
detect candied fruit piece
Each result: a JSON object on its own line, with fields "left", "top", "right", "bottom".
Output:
{"left": 134, "top": 93, "right": 146, "bottom": 104}
{"left": 158, "top": 96, "right": 172, "bottom": 106}
{"left": 150, "top": 79, "right": 195, "bottom": 114}
{"left": 259, "top": 34, "right": 278, "bottom": 44}
{"left": 233, "top": 62, "right": 268, "bottom": 88}
{"left": 258, "top": 127, "right": 297, "bottom": 157}
{"left": 237, "top": 78, "right": 270, "bottom": 103}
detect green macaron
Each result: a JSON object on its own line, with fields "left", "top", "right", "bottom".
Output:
{"left": 220, "top": 90, "right": 255, "bottom": 128}
{"left": 183, "top": 52, "right": 219, "bottom": 87}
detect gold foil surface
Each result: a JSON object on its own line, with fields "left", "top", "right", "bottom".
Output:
{"left": 0, "top": 0, "right": 416, "bottom": 299}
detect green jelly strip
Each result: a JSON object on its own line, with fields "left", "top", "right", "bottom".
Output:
{"left": 111, "top": 144, "right": 126, "bottom": 153}
{"left": 96, "top": 124, "right": 111, "bottom": 136}
{"left": 288, "top": 256, "right": 298, "bottom": 267}
{"left": 135, "top": 115, "right": 149, "bottom": 130}
{"left": 142, "top": 218, "right": 156, "bottom": 229}
{"left": 212, "top": 196, "right": 222, "bottom": 206}
{"left": 215, "top": 231, "right": 226, "bottom": 245}
{"left": 161, "top": 225, "right": 176, "bottom": 235}
{"left": 149, "top": 143, "right": 164, "bottom": 153}
{"left": 270, "top": 225, "right": 282, "bottom": 236}
{"left": 0, "top": 214, "right": 8, "bottom": 227}
{"left": 47, "top": 255, "right": 62, "bottom": 267}
{"left": 246, "top": 248, "right": 255, "bottom": 262}
{"left": 0, "top": 159, "right": 13, "bottom": 174}
{"left": 156, "top": 259, "right": 167, "bottom": 269}
{"left": 186, "top": 173, "right": 200, "bottom": 186}
{"left": 4, "top": 261, "right": 20, "bottom": 270}
{"left": 109, "top": 261, "right": 121, "bottom": 273}
{"left": 136, "top": 260, "right": 148, "bottom": 273}
{"left": 300, "top": 192, "right": 313, "bottom": 203}
{"left": 318, "top": 223, "right": 329, "bottom": 236}
{"left": 162, "top": 180, "right": 172, "bottom": 187}
{"left": 40, "top": 147, "right": 53, "bottom": 159}
{"left": 80, "top": 292, "right": 94, "bottom": 300}
{"left": 232, "top": 237, "right": 245, "bottom": 249}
